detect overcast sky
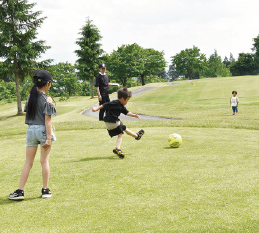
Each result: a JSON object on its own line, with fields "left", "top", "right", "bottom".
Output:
{"left": 31, "top": 0, "right": 259, "bottom": 70}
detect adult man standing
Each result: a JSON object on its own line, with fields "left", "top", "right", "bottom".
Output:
{"left": 95, "top": 63, "right": 119, "bottom": 121}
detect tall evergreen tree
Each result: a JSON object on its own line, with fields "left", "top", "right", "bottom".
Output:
{"left": 0, "top": 0, "right": 50, "bottom": 114}
{"left": 75, "top": 17, "right": 103, "bottom": 98}
{"left": 223, "top": 56, "right": 230, "bottom": 67}
{"left": 252, "top": 34, "right": 259, "bottom": 73}
{"left": 229, "top": 53, "right": 235, "bottom": 63}
{"left": 203, "top": 50, "right": 231, "bottom": 77}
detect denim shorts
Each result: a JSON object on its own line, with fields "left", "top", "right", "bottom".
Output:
{"left": 26, "top": 125, "right": 57, "bottom": 147}
{"left": 232, "top": 106, "right": 238, "bottom": 113}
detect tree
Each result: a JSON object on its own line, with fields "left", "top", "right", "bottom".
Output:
{"left": 202, "top": 50, "right": 232, "bottom": 77}
{"left": 171, "top": 46, "right": 206, "bottom": 80}
{"left": 0, "top": 0, "right": 50, "bottom": 114}
{"left": 229, "top": 53, "right": 257, "bottom": 76}
{"left": 229, "top": 53, "right": 235, "bottom": 63}
{"left": 223, "top": 56, "right": 230, "bottom": 67}
{"left": 104, "top": 43, "right": 145, "bottom": 87}
{"left": 139, "top": 48, "right": 166, "bottom": 85}
{"left": 104, "top": 43, "right": 166, "bottom": 86}
{"left": 167, "top": 64, "right": 179, "bottom": 81}
{"left": 252, "top": 34, "right": 259, "bottom": 57}
{"left": 75, "top": 17, "right": 103, "bottom": 98}
{"left": 46, "top": 62, "right": 81, "bottom": 96}
{"left": 252, "top": 34, "right": 259, "bottom": 74}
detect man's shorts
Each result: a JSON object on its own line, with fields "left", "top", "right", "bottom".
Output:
{"left": 105, "top": 121, "right": 126, "bottom": 138}
{"left": 26, "top": 125, "right": 56, "bottom": 147}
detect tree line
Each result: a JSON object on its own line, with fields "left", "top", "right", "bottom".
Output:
{"left": 171, "top": 35, "right": 259, "bottom": 80}
{"left": 1, "top": 0, "right": 259, "bottom": 114}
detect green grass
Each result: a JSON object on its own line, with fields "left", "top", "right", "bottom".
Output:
{"left": 1, "top": 76, "right": 259, "bottom": 232}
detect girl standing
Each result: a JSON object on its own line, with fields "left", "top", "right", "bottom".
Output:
{"left": 9, "top": 70, "right": 57, "bottom": 200}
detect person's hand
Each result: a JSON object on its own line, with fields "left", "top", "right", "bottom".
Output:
{"left": 135, "top": 114, "right": 140, "bottom": 119}
{"left": 98, "top": 96, "right": 102, "bottom": 102}
{"left": 92, "top": 107, "right": 97, "bottom": 112}
{"left": 42, "top": 139, "right": 51, "bottom": 150}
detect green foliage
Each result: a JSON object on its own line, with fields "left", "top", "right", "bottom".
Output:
{"left": 228, "top": 36, "right": 259, "bottom": 76}
{"left": 0, "top": 80, "right": 16, "bottom": 100}
{"left": 167, "top": 64, "right": 179, "bottom": 81}
{"left": 46, "top": 62, "right": 82, "bottom": 96}
{"left": 104, "top": 43, "right": 166, "bottom": 86}
{"left": 252, "top": 34, "right": 259, "bottom": 57}
{"left": 171, "top": 46, "right": 206, "bottom": 80}
{"left": 202, "top": 50, "right": 232, "bottom": 78}
{"left": 223, "top": 53, "right": 235, "bottom": 68}
{"left": 59, "top": 93, "right": 70, "bottom": 102}
{"left": 252, "top": 34, "right": 259, "bottom": 74}
{"left": 0, "top": 0, "right": 50, "bottom": 113}
{"left": 104, "top": 43, "right": 145, "bottom": 87}
{"left": 139, "top": 48, "right": 167, "bottom": 85}
{"left": 143, "top": 75, "right": 167, "bottom": 84}
{"left": 19, "top": 81, "right": 31, "bottom": 100}
{"left": 75, "top": 17, "right": 103, "bottom": 97}
{"left": 229, "top": 53, "right": 257, "bottom": 76}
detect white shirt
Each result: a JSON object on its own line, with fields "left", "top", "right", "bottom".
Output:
{"left": 230, "top": 96, "right": 239, "bottom": 106}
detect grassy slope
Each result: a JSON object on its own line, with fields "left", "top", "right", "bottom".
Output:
{"left": 129, "top": 76, "right": 259, "bottom": 130}
{"left": 1, "top": 77, "right": 259, "bottom": 232}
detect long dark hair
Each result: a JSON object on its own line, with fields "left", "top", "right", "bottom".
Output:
{"left": 26, "top": 76, "right": 49, "bottom": 120}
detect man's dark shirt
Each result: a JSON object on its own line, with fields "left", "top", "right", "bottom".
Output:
{"left": 103, "top": 100, "right": 129, "bottom": 123}
{"left": 95, "top": 73, "right": 110, "bottom": 95}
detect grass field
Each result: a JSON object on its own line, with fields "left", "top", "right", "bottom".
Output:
{"left": 1, "top": 76, "right": 259, "bottom": 232}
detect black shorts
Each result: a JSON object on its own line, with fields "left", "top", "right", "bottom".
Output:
{"left": 107, "top": 121, "right": 127, "bottom": 138}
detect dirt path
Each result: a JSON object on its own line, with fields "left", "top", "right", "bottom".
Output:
{"left": 81, "top": 83, "right": 180, "bottom": 121}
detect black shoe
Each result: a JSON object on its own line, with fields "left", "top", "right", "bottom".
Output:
{"left": 42, "top": 188, "right": 52, "bottom": 198}
{"left": 113, "top": 148, "right": 125, "bottom": 159}
{"left": 9, "top": 189, "right": 24, "bottom": 200}
{"left": 135, "top": 129, "right": 145, "bottom": 140}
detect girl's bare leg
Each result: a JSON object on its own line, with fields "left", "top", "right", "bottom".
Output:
{"left": 40, "top": 146, "right": 51, "bottom": 189}
{"left": 19, "top": 146, "right": 38, "bottom": 190}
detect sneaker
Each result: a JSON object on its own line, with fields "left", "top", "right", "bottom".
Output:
{"left": 42, "top": 188, "right": 52, "bottom": 198}
{"left": 135, "top": 129, "right": 145, "bottom": 140}
{"left": 113, "top": 148, "right": 125, "bottom": 159}
{"left": 9, "top": 189, "right": 24, "bottom": 200}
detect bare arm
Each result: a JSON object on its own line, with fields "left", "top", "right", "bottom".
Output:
{"left": 92, "top": 105, "right": 104, "bottom": 112}
{"left": 42, "top": 96, "right": 53, "bottom": 149}
{"left": 96, "top": 87, "right": 102, "bottom": 101}
{"left": 127, "top": 112, "right": 140, "bottom": 119}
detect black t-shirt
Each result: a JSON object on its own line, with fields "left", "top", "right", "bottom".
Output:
{"left": 102, "top": 100, "right": 129, "bottom": 123}
{"left": 95, "top": 73, "right": 110, "bottom": 95}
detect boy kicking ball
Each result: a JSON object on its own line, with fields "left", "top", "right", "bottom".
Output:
{"left": 92, "top": 87, "right": 144, "bottom": 159}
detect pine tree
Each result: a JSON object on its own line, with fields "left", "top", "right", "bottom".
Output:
{"left": 75, "top": 17, "right": 104, "bottom": 98}
{"left": 0, "top": 0, "right": 50, "bottom": 114}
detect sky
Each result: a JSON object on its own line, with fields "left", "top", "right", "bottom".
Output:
{"left": 31, "top": 0, "right": 259, "bottom": 70}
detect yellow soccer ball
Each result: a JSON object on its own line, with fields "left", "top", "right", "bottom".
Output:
{"left": 168, "top": 133, "right": 182, "bottom": 148}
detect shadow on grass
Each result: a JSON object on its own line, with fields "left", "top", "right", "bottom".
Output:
{"left": 79, "top": 156, "right": 118, "bottom": 162}
{"left": 163, "top": 146, "right": 180, "bottom": 149}
{"left": 0, "top": 113, "right": 25, "bottom": 121}
{"left": 0, "top": 196, "right": 42, "bottom": 205}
